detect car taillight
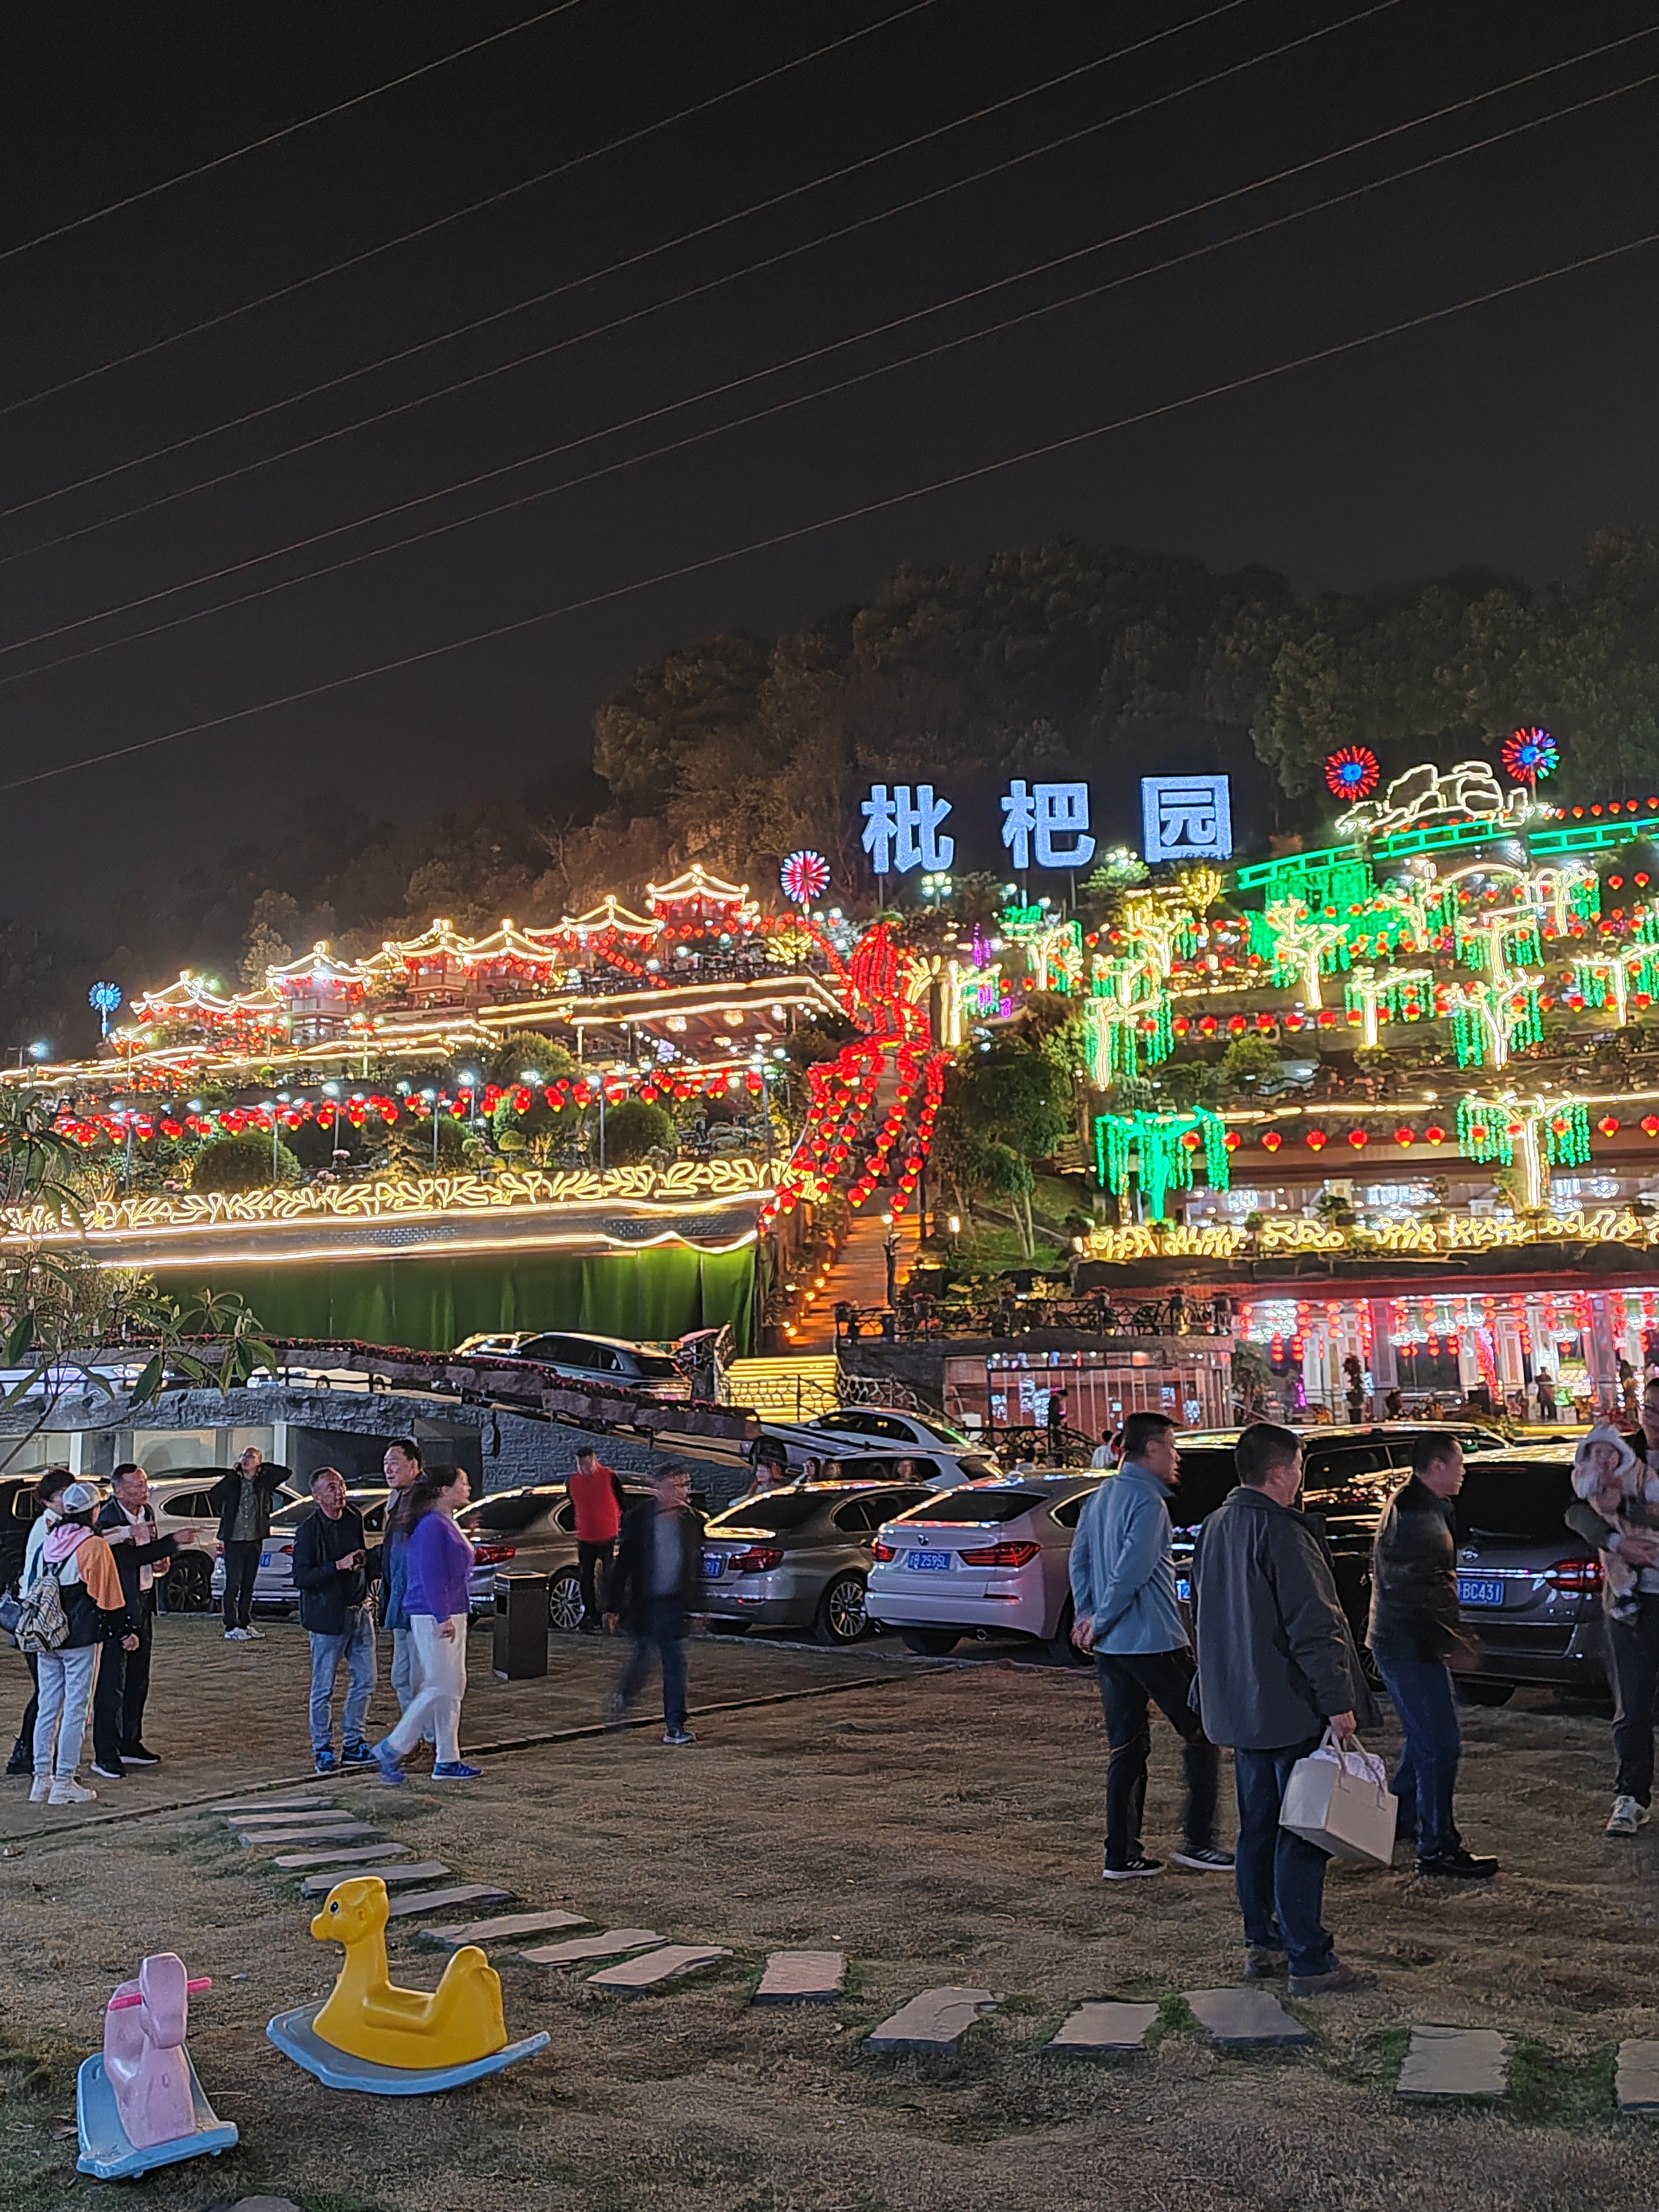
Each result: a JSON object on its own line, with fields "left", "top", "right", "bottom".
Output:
{"left": 278, "top": 1545, "right": 293, "bottom": 1557}
{"left": 871, "top": 1541, "right": 897, "bottom": 1562}
{"left": 472, "top": 1543, "right": 517, "bottom": 1567}
{"left": 726, "top": 1547, "right": 785, "bottom": 1573}
{"left": 1545, "top": 1559, "right": 1603, "bottom": 1594}
{"left": 957, "top": 1541, "right": 1042, "bottom": 1568}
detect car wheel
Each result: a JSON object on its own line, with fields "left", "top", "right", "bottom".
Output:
{"left": 901, "top": 1629, "right": 960, "bottom": 1656}
{"left": 1453, "top": 1680, "right": 1515, "bottom": 1707}
{"left": 1048, "top": 1599, "right": 1092, "bottom": 1669}
{"left": 547, "top": 1569, "right": 585, "bottom": 1633}
{"left": 162, "top": 1553, "right": 213, "bottom": 1614}
{"left": 815, "top": 1574, "right": 868, "bottom": 1647}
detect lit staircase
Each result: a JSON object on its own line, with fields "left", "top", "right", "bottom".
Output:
{"left": 721, "top": 1353, "right": 842, "bottom": 1421}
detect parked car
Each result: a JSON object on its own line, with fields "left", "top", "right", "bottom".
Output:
{"left": 456, "top": 1479, "right": 663, "bottom": 1627}
{"left": 452, "top": 1331, "right": 691, "bottom": 1399}
{"left": 700, "top": 1478, "right": 934, "bottom": 1645}
{"left": 751, "top": 1422, "right": 1000, "bottom": 1490}
{"left": 805, "top": 1407, "right": 984, "bottom": 1455}
{"left": 1449, "top": 1445, "right": 1607, "bottom": 1702}
{"left": 0, "top": 1472, "right": 101, "bottom": 1594}
{"left": 867, "top": 1475, "right": 1104, "bottom": 1661}
{"left": 138, "top": 1472, "right": 233, "bottom": 1613}
{"left": 210, "top": 1488, "right": 390, "bottom": 1615}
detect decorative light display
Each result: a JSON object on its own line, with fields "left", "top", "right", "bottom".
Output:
{"left": 1502, "top": 726, "right": 1559, "bottom": 789}
{"left": 87, "top": 981, "right": 123, "bottom": 1037}
{"left": 779, "top": 851, "right": 830, "bottom": 907}
{"left": 1094, "top": 1108, "right": 1230, "bottom": 1223}
{"left": 1325, "top": 746, "right": 1381, "bottom": 802}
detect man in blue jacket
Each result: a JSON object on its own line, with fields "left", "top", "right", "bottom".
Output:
{"left": 1069, "top": 1411, "right": 1230, "bottom": 1880}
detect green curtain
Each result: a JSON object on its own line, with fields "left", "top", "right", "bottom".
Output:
{"left": 150, "top": 1243, "right": 757, "bottom": 1353}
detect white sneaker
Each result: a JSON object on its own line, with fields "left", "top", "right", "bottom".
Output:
{"left": 49, "top": 1778, "right": 96, "bottom": 1805}
{"left": 242, "top": 1624, "right": 265, "bottom": 1639}
{"left": 1607, "top": 1794, "right": 1651, "bottom": 1836}
{"left": 28, "top": 1777, "right": 49, "bottom": 1803}
{"left": 224, "top": 1627, "right": 248, "bottom": 1641}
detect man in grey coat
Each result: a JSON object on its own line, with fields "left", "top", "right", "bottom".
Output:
{"left": 1192, "top": 1422, "right": 1378, "bottom": 1995}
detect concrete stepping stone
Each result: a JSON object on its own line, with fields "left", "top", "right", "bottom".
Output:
{"left": 588, "top": 1944, "right": 731, "bottom": 1991}
{"left": 520, "top": 1929, "right": 664, "bottom": 1967}
{"left": 867, "top": 1988, "right": 998, "bottom": 2054}
{"left": 213, "top": 1796, "right": 338, "bottom": 1817}
{"left": 226, "top": 1805, "right": 344, "bottom": 1825}
{"left": 237, "top": 1823, "right": 379, "bottom": 1848}
{"left": 384, "top": 1883, "right": 514, "bottom": 1919}
{"left": 301, "top": 1862, "right": 450, "bottom": 1895}
{"left": 419, "top": 1909, "right": 588, "bottom": 1946}
{"left": 271, "top": 1842, "right": 413, "bottom": 1871}
{"left": 1048, "top": 2001, "right": 1158, "bottom": 2052}
{"left": 1396, "top": 2026, "right": 1510, "bottom": 2099}
{"left": 754, "top": 1951, "right": 846, "bottom": 2004}
{"left": 1185, "top": 1988, "right": 1312, "bottom": 2049}
{"left": 1616, "top": 2041, "right": 1659, "bottom": 2113}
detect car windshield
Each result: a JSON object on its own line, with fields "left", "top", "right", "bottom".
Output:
{"left": 1455, "top": 1462, "right": 1579, "bottom": 1543}
{"left": 458, "top": 1490, "right": 562, "bottom": 1535}
{"left": 707, "top": 1494, "right": 826, "bottom": 1534}
{"left": 632, "top": 1353, "right": 684, "bottom": 1379}
{"left": 895, "top": 1489, "right": 1045, "bottom": 1526}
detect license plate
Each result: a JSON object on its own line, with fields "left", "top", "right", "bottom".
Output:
{"left": 1458, "top": 1577, "right": 1505, "bottom": 1607}
{"left": 1175, "top": 1577, "right": 1191, "bottom": 1603}
{"left": 702, "top": 1553, "right": 724, "bottom": 1577}
{"left": 907, "top": 1550, "right": 950, "bottom": 1571}
{"left": 259, "top": 1552, "right": 272, "bottom": 1568}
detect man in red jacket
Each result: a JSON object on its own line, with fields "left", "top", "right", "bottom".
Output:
{"left": 568, "top": 1445, "right": 626, "bottom": 1633}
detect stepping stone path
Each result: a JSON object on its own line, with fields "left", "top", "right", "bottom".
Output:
{"left": 1397, "top": 2026, "right": 1510, "bottom": 2099}
{"left": 385, "top": 1884, "right": 514, "bottom": 1919}
{"left": 1184, "top": 1988, "right": 1312, "bottom": 2049}
{"left": 588, "top": 1945, "right": 731, "bottom": 1991}
{"left": 227, "top": 1806, "right": 346, "bottom": 1825}
{"left": 754, "top": 1951, "right": 846, "bottom": 2004}
{"left": 521, "top": 1930, "right": 663, "bottom": 1967}
{"left": 1617, "top": 2041, "right": 1659, "bottom": 2113}
{"left": 271, "top": 1842, "right": 413, "bottom": 1871}
{"left": 301, "top": 1862, "right": 450, "bottom": 1896}
{"left": 420, "top": 1910, "right": 588, "bottom": 1946}
{"left": 867, "top": 1988, "right": 998, "bottom": 2054}
{"left": 1048, "top": 2002, "right": 1158, "bottom": 2053}
{"left": 237, "top": 1823, "right": 380, "bottom": 1848}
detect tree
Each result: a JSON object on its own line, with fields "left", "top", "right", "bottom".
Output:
{"left": 191, "top": 1133, "right": 303, "bottom": 1192}
{"left": 601, "top": 1099, "right": 675, "bottom": 1165}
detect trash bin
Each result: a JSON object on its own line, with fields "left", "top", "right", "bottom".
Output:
{"left": 493, "top": 1572, "right": 549, "bottom": 1680}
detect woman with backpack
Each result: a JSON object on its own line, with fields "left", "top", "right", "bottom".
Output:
{"left": 22, "top": 1478, "right": 137, "bottom": 1805}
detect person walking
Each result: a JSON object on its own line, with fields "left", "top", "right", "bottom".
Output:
{"left": 372, "top": 1466, "right": 480, "bottom": 1784}
{"left": 1069, "top": 1411, "right": 1231, "bottom": 1880}
{"left": 379, "top": 1438, "right": 426, "bottom": 1722}
{"left": 292, "top": 1468, "right": 380, "bottom": 1775}
{"left": 1368, "top": 1433, "right": 1497, "bottom": 1880}
{"left": 605, "top": 1462, "right": 704, "bottom": 1746}
{"left": 1089, "top": 1428, "right": 1120, "bottom": 1471}
{"left": 207, "top": 1447, "right": 286, "bottom": 1641}
{"left": 91, "top": 1462, "right": 188, "bottom": 1778}
{"left": 568, "top": 1445, "right": 626, "bottom": 1633}
{"left": 1535, "top": 1367, "right": 1557, "bottom": 1421}
{"left": 1566, "top": 1382, "right": 1659, "bottom": 1833}
{"left": 26, "top": 1480, "right": 137, "bottom": 1805}
{"left": 1191, "top": 1422, "right": 1378, "bottom": 1996}
{"left": 5, "top": 1466, "right": 71, "bottom": 1778}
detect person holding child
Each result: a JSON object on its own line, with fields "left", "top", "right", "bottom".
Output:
{"left": 1566, "top": 1400, "right": 1659, "bottom": 1835}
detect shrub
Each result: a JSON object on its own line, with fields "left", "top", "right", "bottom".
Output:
{"left": 602, "top": 1099, "right": 675, "bottom": 1165}
{"left": 191, "top": 1132, "right": 302, "bottom": 1193}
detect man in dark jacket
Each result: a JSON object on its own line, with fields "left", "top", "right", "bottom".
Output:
{"left": 1368, "top": 1432, "right": 1496, "bottom": 1880}
{"left": 1192, "top": 1423, "right": 1378, "bottom": 1997}
{"left": 207, "top": 1448, "right": 287, "bottom": 1641}
{"left": 291, "top": 1467, "right": 380, "bottom": 1774}
{"left": 91, "top": 1463, "right": 187, "bottom": 1777}
{"left": 604, "top": 1461, "right": 704, "bottom": 1746}
{"left": 1565, "top": 1381, "right": 1659, "bottom": 1834}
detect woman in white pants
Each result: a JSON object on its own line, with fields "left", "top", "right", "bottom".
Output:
{"left": 372, "top": 1466, "right": 480, "bottom": 1784}
{"left": 28, "top": 1480, "right": 138, "bottom": 1805}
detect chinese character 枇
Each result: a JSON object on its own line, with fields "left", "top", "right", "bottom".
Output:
{"left": 861, "top": 784, "right": 955, "bottom": 873}
{"left": 1001, "top": 780, "right": 1097, "bottom": 870}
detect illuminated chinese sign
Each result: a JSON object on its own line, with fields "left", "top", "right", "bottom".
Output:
{"left": 1141, "top": 775, "right": 1233, "bottom": 864}
{"left": 1001, "top": 780, "right": 1096, "bottom": 870}
{"left": 861, "top": 784, "right": 955, "bottom": 874}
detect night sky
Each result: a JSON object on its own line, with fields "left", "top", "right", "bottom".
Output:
{"left": 4, "top": 0, "right": 1659, "bottom": 929}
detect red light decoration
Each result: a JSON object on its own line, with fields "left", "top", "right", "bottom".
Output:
{"left": 1502, "top": 727, "right": 1559, "bottom": 787}
{"left": 1642, "top": 1117, "right": 1659, "bottom": 1138}
{"left": 1325, "top": 745, "right": 1380, "bottom": 801}
{"left": 1394, "top": 1125, "right": 1414, "bottom": 1145}
{"left": 1347, "top": 1128, "right": 1368, "bottom": 1148}
{"left": 1306, "top": 1129, "right": 1328, "bottom": 1151}
{"left": 1599, "top": 1115, "right": 1621, "bottom": 1137}
{"left": 1425, "top": 1125, "right": 1446, "bottom": 1144}
{"left": 1260, "top": 1130, "right": 1283, "bottom": 1152}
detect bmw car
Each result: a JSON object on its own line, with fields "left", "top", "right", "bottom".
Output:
{"left": 699, "top": 1478, "right": 932, "bottom": 1644}
{"left": 866, "top": 1475, "right": 1103, "bottom": 1661}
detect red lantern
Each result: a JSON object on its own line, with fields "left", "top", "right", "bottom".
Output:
{"left": 1260, "top": 1130, "right": 1283, "bottom": 1152}
{"left": 1306, "top": 1130, "right": 1327, "bottom": 1151}
{"left": 1425, "top": 1125, "right": 1446, "bottom": 1144}
{"left": 1599, "top": 1116, "right": 1621, "bottom": 1137}
{"left": 1394, "top": 1126, "right": 1414, "bottom": 1145}
{"left": 1347, "top": 1128, "right": 1368, "bottom": 1149}
{"left": 1642, "top": 1117, "right": 1659, "bottom": 1138}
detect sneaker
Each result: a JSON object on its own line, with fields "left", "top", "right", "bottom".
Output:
{"left": 5, "top": 1742, "right": 30, "bottom": 1777}
{"left": 1102, "top": 1856, "right": 1164, "bottom": 1880}
{"left": 48, "top": 1778, "right": 97, "bottom": 1805}
{"left": 91, "top": 1761, "right": 126, "bottom": 1782}
{"left": 1287, "top": 1962, "right": 1378, "bottom": 1997}
{"left": 1244, "top": 1945, "right": 1287, "bottom": 1980}
{"left": 314, "top": 1749, "right": 339, "bottom": 1776}
{"left": 120, "top": 1744, "right": 160, "bottom": 1766}
{"left": 431, "top": 1761, "right": 483, "bottom": 1781}
{"left": 370, "top": 1739, "right": 406, "bottom": 1787}
{"left": 1416, "top": 1846, "right": 1499, "bottom": 1881}
{"left": 662, "top": 1728, "right": 696, "bottom": 1747}
{"left": 1172, "top": 1844, "right": 1235, "bottom": 1873}
{"left": 241, "top": 1624, "right": 265, "bottom": 1639}
{"left": 28, "top": 1777, "right": 50, "bottom": 1803}
{"left": 224, "top": 1627, "right": 249, "bottom": 1641}
{"left": 1606, "top": 1794, "right": 1651, "bottom": 1837}
{"left": 341, "top": 1742, "right": 375, "bottom": 1767}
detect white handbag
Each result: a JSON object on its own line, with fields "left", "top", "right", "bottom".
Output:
{"left": 1279, "top": 1728, "right": 1398, "bottom": 1865}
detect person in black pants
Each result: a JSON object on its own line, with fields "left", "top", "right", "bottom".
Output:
{"left": 92, "top": 1463, "right": 188, "bottom": 1777}
{"left": 207, "top": 1448, "right": 286, "bottom": 1640}
{"left": 604, "top": 1462, "right": 704, "bottom": 1745}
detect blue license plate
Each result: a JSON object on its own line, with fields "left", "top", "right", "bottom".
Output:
{"left": 702, "top": 1553, "right": 724, "bottom": 1577}
{"left": 1175, "top": 1577, "right": 1191, "bottom": 1603}
{"left": 907, "top": 1550, "right": 950, "bottom": 1571}
{"left": 259, "top": 1552, "right": 272, "bottom": 1568}
{"left": 1458, "top": 1577, "right": 1505, "bottom": 1607}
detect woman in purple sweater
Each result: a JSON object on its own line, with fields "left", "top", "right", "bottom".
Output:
{"left": 373, "top": 1467, "right": 479, "bottom": 1783}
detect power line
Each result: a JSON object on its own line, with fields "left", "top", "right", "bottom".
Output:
{"left": 7, "top": 221, "right": 1655, "bottom": 798}
{"left": 5, "top": 43, "right": 1653, "bottom": 676}
{"left": 0, "top": 0, "right": 954, "bottom": 412}
{"left": 1, "top": 0, "right": 1397, "bottom": 556}
{"left": 0, "top": 0, "right": 591, "bottom": 265}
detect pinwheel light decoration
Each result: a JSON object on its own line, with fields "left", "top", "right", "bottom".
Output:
{"left": 1325, "top": 745, "right": 1381, "bottom": 802}
{"left": 1502, "top": 726, "right": 1559, "bottom": 790}
{"left": 780, "top": 850, "right": 830, "bottom": 908}
{"left": 88, "top": 981, "right": 123, "bottom": 1037}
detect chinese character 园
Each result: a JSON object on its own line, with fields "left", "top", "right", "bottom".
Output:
{"left": 1140, "top": 775, "right": 1233, "bottom": 864}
